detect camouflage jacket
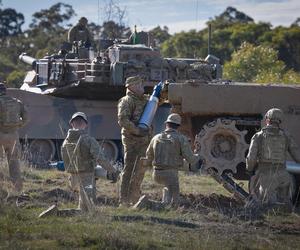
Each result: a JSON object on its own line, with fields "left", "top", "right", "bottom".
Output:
{"left": 145, "top": 128, "right": 200, "bottom": 170}
{"left": 68, "top": 24, "right": 92, "bottom": 44}
{"left": 117, "top": 90, "right": 148, "bottom": 137}
{"left": 0, "top": 95, "right": 29, "bottom": 133}
{"left": 246, "top": 125, "right": 300, "bottom": 172}
{"left": 61, "top": 129, "right": 114, "bottom": 174}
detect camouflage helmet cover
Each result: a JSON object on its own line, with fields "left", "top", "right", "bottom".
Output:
{"left": 69, "top": 112, "right": 88, "bottom": 124}
{"left": 79, "top": 17, "right": 88, "bottom": 24}
{"left": 165, "top": 113, "right": 182, "bottom": 125}
{"left": 265, "top": 108, "right": 284, "bottom": 124}
{"left": 125, "top": 76, "right": 143, "bottom": 87}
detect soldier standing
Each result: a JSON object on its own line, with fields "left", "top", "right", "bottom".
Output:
{"left": 246, "top": 108, "right": 300, "bottom": 208}
{"left": 134, "top": 113, "right": 201, "bottom": 209}
{"left": 68, "top": 17, "right": 92, "bottom": 47}
{"left": 61, "top": 112, "right": 118, "bottom": 212}
{"left": 39, "top": 112, "right": 118, "bottom": 217}
{"left": 117, "top": 76, "right": 151, "bottom": 206}
{"left": 0, "top": 83, "right": 28, "bottom": 192}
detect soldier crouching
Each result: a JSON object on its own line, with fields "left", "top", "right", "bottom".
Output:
{"left": 246, "top": 108, "right": 300, "bottom": 210}
{"left": 134, "top": 113, "right": 201, "bottom": 210}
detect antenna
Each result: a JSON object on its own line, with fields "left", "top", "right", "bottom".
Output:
{"left": 208, "top": 23, "right": 211, "bottom": 55}
{"left": 98, "top": 0, "right": 100, "bottom": 25}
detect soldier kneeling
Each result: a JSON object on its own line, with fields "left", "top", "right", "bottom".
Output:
{"left": 133, "top": 113, "right": 201, "bottom": 210}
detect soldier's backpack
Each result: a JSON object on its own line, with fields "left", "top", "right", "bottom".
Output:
{"left": 260, "top": 128, "right": 287, "bottom": 164}
{"left": 61, "top": 134, "right": 93, "bottom": 173}
{"left": 0, "top": 96, "right": 21, "bottom": 127}
{"left": 153, "top": 132, "right": 182, "bottom": 168}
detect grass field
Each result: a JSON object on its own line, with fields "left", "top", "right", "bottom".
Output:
{"left": 1, "top": 162, "right": 300, "bottom": 249}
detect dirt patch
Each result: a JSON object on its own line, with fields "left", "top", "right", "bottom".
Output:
{"left": 39, "top": 188, "right": 76, "bottom": 202}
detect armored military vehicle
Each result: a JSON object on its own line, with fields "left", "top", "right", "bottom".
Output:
{"left": 166, "top": 81, "right": 300, "bottom": 200}
{"left": 8, "top": 35, "right": 220, "bottom": 166}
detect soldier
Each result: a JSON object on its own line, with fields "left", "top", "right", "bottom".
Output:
{"left": 0, "top": 83, "right": 28, "bottom": 192}
{"left": 68, "top": 17, "right": 92, "bottom": 47}
{"left": 39, "top": 112, "right": 118, "bottom": 217}
{"left": 246, "top": 108, "right": 300, "bottom": 209}
{"left": 117, "top": 75, "right": 151, "bottom": 206}
{"left": 134, "top": 113, "right": 201, "bottom": 209}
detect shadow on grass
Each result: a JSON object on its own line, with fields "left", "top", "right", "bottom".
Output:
{"left": 112, "top": 214, "right": 199, "bottom": 229}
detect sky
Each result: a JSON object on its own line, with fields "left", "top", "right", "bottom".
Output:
{"left": 2, "top": 0, "right": 300, "bottom": 34}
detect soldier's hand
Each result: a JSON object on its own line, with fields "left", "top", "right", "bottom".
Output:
{"left": 135, "top": 127, "right": 149, "bottom": 137}
{"left": 107, "top": 170, "right": 120, "bottom": 183}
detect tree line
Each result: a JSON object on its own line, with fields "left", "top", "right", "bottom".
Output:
{"left": 0, "top": 2, "right": 299, "bottom": 87}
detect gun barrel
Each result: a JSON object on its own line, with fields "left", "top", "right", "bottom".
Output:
{"left": 19, "top": 53, "right": 37, "bottom": 68}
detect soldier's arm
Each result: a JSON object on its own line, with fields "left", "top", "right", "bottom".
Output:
{"left": 246, "top": 134, "right": 259, "bottom": 172}
{"left": 143, "top": 138, "right": 155, "bottom": 167}
{"left": 117, "top": 98, "right": 140, "bottom": 135}
{"left": 19, "top": 101, "right": 29, "bottom": 126}
{"left": 181, "top": 136, "right": 201, "bottom": 165}
{"left": 89, "top": 138, "right": 116, "bottom": 173}
{"left": 287, "top": 134, "right": 300, "bottom": 163}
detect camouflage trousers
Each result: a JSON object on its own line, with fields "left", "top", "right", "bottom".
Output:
{"left": 250, "top": 166, "right": 294, "bottom": 207}
{"left": 0, "top": 131, "right": 22, "bottom": 192}
{"left": 153, "top": 168, "right": 179, "bottom": 206}
{"left": 69, "top": 172, "right": 96, "bottom": 213}
{"left": 119, "top": 135, "right": 149, "bottom": 204}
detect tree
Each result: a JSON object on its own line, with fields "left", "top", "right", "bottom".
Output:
{"left": 208, "top": 6, "right": 254, "bottom": 29}
{"left": 149, "top": 25, "right": 171, "bottom": 47}
{"left": 29, "top": 2, "right": 75, "bottom": 31}
{"left": 100, "top": 20, "right": 130, "bottom": 39}
{"left": 223, "top": 42, "right": 300, "bottom": 84}
{"left": 0, "top": 7, "right": 24, "bottom": 38}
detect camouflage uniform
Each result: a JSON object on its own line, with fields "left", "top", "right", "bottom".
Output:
{"left": 247, "top": 109, "right": 300, "bottom": 207}
{"left": 61, "top": 125, "right": 115, "bottom": 212}
{"left": 68, "top": 17, "right": 92, "bottom": 46}
{"left": 0, "top": 83, "right": 28, "bottom": 191}
{"left": 118, "top": 77, "right": 150, "bottom": 204}
{"left": 140, "top": 114, "right": 201, "bottom": 208}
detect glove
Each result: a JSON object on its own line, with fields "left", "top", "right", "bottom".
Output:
{"left": 135, "top": 126, "right": 149, "bottom": 137}
{"left": 189, "top": 159, "right": 203, "bottom": 172}
{"left": 107, "top": 170, "right": 120, "bottom": 183}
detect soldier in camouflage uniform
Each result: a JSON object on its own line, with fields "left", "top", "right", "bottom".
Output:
{"left": 61, "top": 112, "right": 118, "bottom": 213}
{"left": 118, "top": 76, "right": 151, "bottom": 206}
{"left": 246, "top": 108, "right": 300, "bottom": 208}
{"left": 134, "top": 113, "right": 201, "bottom": 209}
{"left": 68, "top": 17, "right": 92, "bottom": 47}
{"left": 0, "top": 83, "right": 28, "bottom": 192}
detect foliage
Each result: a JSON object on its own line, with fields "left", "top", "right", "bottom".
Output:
{"left": 149, "top": 25, "right": 171, "bottom": 47}
{"left": 0, "top": 3, "right": 300, "bottom": 85}
{"left": 0, "top": 7, "right": 24, "bottom": 38}
{"left": 223, "top": 42, "right": 300, "bottom": 84}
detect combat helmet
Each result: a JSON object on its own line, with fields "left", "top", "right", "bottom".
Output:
{"left": 69, "top": 112, "right": 88, "bottom": 124}
{"left": 265, "top": 108, "right": 284, "bottom": 124}
{"left": 165, "top": 113, "right": 182, "bottom": 125}
{"left": 125, "top": 76, "right": 143, "bottom": 87}
{"left": 0, "top": 82, "right": 6, "bottom": 95}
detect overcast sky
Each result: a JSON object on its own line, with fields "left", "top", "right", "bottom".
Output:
{"left": 2, "top": 0, "right": 300, "bottom": 33}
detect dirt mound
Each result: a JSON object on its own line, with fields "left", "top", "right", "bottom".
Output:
{"left": 96, "top": 196, "right": 119, "bottom": 207}
{"left": 182, "top": 193, "right": 242, "bottom": 210}
{"left": 39, "top": 188, "right": 76, "bottom": 202}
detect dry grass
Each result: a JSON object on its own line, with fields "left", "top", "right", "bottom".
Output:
{"left": 1, "top": 162, "right": 300, "bottom": 249}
